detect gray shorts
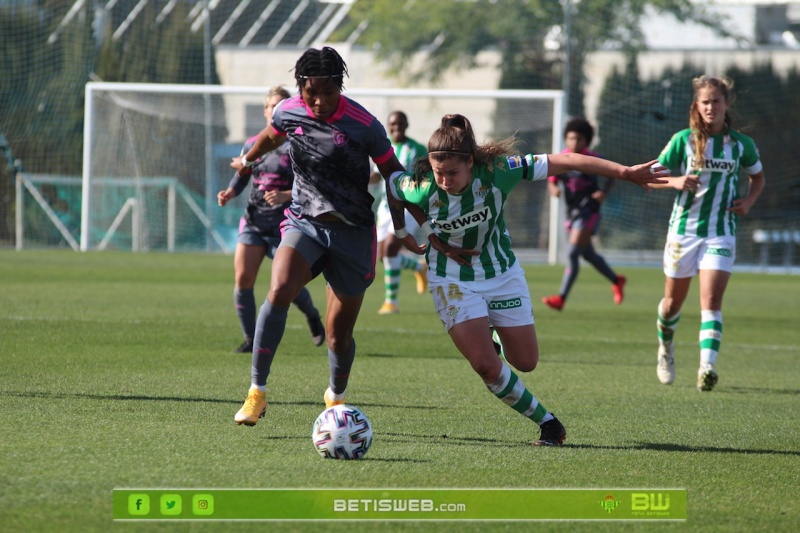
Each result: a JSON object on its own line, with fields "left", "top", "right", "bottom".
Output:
{"left": 279, "top": 212, "right": 377, "bottom": 296}
{"left": 237, "top": 218, "right": 280, "bottom": 259}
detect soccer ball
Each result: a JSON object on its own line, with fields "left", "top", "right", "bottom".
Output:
{"left": 311, "top": 404, "right": 373, "bottom": 460}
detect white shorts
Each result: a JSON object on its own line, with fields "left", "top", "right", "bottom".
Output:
{"left": 376, "top": 203, "right": 421, "bottom": 242}
{"left": 428, "top": 262, "right": 534, "bottom": 331}
{"left": 663, "top": 234, "right": 736, "bottom": 278}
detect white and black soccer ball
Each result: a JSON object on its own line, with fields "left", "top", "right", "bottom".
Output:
{"left": 311, "top": 404, "right": 373, "bottom": 460}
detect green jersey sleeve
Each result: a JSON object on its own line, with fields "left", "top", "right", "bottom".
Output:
{"left": 658, "top": 129, "right": 690, "bottom": 173}
{"left": 731, "top": 131, "right": 763, "bottom": 175}
{"left": 484, "top": 154, "right": 550, "bottom": 194}
{"left": 393, "top": 137, "right": 429, "bottom": 171}
{"left": 388, "top": 171, "right": 435, "bottom": 212}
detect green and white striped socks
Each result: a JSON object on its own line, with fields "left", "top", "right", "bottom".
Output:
{"left": 400, "top": 255, "right": 423, "bottom": 272}
{"left": 382, "top": 256, "right": 401, "bottom": 305}
{"left": 485, "top": 363, "right": 553, "bottom": 425}
{"left": 657, "top": 299, "right": 681, "bottom": 350}
{"left": 699, "top": 310, "right": 723, "bottom": 366}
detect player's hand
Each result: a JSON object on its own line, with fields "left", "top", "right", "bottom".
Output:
{"left": 671, "top": 175, "right": 700, "bottom": 192}
{"left": 263, "top": 190, "right": 290, "bottom": 205}
{"left": 623, "top": 160, "right": 669, "bottom": 190}
{"left": 727, "top": 197, "right": 754, "bottom": 216}
{"left": 427, "top": 235, "right": 479, "bottom": 267}
{"left": 217, "top": 188, "right": 235, "bottom": 207}
{"left": 398, "top": 233, "right": 426, "bottom": 255}
{"left": 592, "top": 190, "right": 607, "bottom": 203}
{"left": 230, "top": 156, "right": 253, "bottom": 177}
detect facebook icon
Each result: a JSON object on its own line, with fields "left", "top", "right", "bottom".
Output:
{"left": 128, "top": 494, "right": 150, "bottom": 515}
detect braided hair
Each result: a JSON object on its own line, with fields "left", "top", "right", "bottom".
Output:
{"left": 293, "top": 47, "right": 348, "bottom": 91}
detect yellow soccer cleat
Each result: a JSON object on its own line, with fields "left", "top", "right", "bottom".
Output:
{"left": 415, "top": 261, "right": 428, "bottom": 294}
{"left": 324, "top": 387, "right": 346, "bottom": 408}
{"left": 234, "top": 387, "right": 267, "bottom": 426}
{"left": 377, "top": 302, "right": 399, "bottom": 315}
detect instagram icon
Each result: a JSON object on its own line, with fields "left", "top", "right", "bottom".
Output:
{"left": 192, "top": 494, "right": 214, "bottom": 516}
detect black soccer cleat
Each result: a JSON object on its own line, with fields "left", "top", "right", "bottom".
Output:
{"left": 533, "top": 416, "right": 567, "bottom": 446}
{"left": 234, "top": 340, "right": 253, "bottom": 354}
{"left": 308, "top": 316, "right": 326, "bottom": 347}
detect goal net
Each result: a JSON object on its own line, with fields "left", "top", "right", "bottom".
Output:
{"left": 81, "top": 83, "right": 565, "bottom": 257}
{"left": 4, "top": 2, "right": 798, "bottom": 270}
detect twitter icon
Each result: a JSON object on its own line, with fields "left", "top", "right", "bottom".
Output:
{"left": 160, "top": 494, "right": 182, "bottom": 516}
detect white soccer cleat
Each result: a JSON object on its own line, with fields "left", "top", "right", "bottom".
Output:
{"left": 657, "top": 344, "right": 675, "bottom": 385}
{"left": 697, "top": 363, "right": 718, "bottom": 392}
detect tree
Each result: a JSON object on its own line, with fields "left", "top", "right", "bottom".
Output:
{"left": 0, "top": 2, "right": 225, "bottom": 246}
{"left": 340, "top": 0, "right": 736, "bottom": 116}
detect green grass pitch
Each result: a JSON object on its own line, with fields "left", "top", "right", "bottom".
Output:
{"left": 1, "top": 250, "right": 798, "bottom": 532}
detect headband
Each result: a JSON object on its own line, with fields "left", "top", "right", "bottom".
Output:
{"left": 428, "top": 150, "right": 471, "bottom": 156}
{"left": 297, "top": 74, "right": 344, "bottom": 79}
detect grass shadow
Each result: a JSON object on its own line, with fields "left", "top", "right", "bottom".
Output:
{"left": 382, "top": 432, "right": 531, "bottom": 448}
{"left": 0, "top": 390, "right": 441, "bottom": 410}
{"left": 567, "top": 441, "right": 800, "bottom": 456}
{"left": 361, "top": 457, "right": 431, "bottom": 463}
{"left": 363, "top": 352, "right": 457, "bottom": 360}
{"left": 723, "top": 386, "right": 800, "bottom": 395}
{"left": 3, "top": 390, "right": 241, "bottom": 405}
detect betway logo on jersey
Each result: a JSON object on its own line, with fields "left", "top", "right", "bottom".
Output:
{"left": 688, "top": 157, "right": 736, "bottom": 172}
{"left": 432, "top": 207, "right": 491, "bottom": 232}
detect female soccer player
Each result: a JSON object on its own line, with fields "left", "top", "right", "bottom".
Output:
{"left": 541, "top": 117, "right": 626, "bottom": 311}
{"left": 388, "top": 114, "right": 667, "bottom": 445}
{"left": 649, "top": 75, "right": 765, "bottom": 391}
{"left": 373, "top": 110, "right": 428, "bottom": 315}
{"left": 229, "top": 47, "right": 416, "bottom": 426}
{"left": 217, "top": 86, "right": 324, "bottom": 354}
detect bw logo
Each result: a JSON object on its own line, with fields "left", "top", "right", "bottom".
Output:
{"left": 631, "top": 493, "right": 670, "bottom": 511}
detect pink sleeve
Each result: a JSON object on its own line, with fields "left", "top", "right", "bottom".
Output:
{"left": 372, "top": 147, "right": 395, "bottom": 165}
{"left": 270, "top": 121, "right": 287, "bottom": 136}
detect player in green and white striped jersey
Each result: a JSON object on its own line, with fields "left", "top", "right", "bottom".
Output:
{"left": 389, "top": 114, "right": 668, "bottom": 446}
{"left": 650, "top": 75, "right": 765, "bottom": 391}
{"left": 373, "top": 111, "right": 428, "bottom": 315}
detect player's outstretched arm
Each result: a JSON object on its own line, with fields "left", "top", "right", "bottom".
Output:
{"left": 376, "top": 158, "right": 426, "bottom": 254}
{"left": 649, "top": 174, "right": 699, "bottom": 191}
{"left": 230, "top": 125, "right": 285, "bottom": 176}
{"left": 547, "top": 153, "right": 669, "bottom": 190}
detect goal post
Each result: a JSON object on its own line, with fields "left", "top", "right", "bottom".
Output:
{"left": 344, "top": 87, "right": 566, "bottom": 265}
{"left": 82, "top": 82, "right": 564, "bottom": 257}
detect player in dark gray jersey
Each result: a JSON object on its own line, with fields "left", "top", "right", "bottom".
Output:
{"left": 230, "top": 47, "right": 420, "bottom": 426}
{"left": 541, "top": 118, "right": 626, "bottom": 312}
{"left": 217, "top": 86, "right": 325, "bottom": 356}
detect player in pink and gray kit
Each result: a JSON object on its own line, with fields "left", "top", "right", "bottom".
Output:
{"left": 217, "top": 86, "right": 325, "bottom": 355}
{"left": 229, "top": 47, "right": 417, "bottom": 426}
{"left": 541, "top": 117, "right": 626, "bottom": 311}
